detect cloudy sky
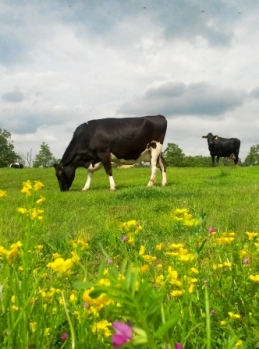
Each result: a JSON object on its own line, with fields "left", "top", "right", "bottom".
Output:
{"left": 1, "top": 0, "right": 259, "bottom": 163}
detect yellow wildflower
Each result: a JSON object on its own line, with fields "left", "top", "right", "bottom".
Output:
{"left": 34, "top": 181, "right": 44, "bottom": 191}
{"left": 223, "top": 261, "right": 232, "bottom": 267}
{"left": 21, "top": 186, "right": 31, "bottom": 196}
{"left": 83, "top": 287, "right": 111, "bottom": 309}
{"left": 174, "top": 208, "right": 189, "bottom": 215}
{"left": 215, "top": 237, "right": 235, "bottom": 244}
{"left": 179, "top": 253, "right": 195, "bottom": 262}
{"left": 92, "top": 320, "right": 112, "bottom": 338}
{"left": 239, "top": 249, "right": 248, "bottom": 257}
{"left": 140, "top": 264, "right": 149, "bottom": 274}
{"left": 168, "top": 267, "right": 178, "bottom": 279}
{"left": 11, "top": 241, "right": 22, "bottom": 249}
{"left": 0, "top": 190, "right": 7, "bottom": 198}
{"left": 246, "top": 232, "right": 258, "bottom": 240}
{"left": 155, "top": 275, "right": 164, "bottom": 285}
{"left": 249, "top": 274, "right": 259, "bottom": 282}
{"left": 168, "top": 243, "right": 184, "bottom": 250}
{"left": 170, "top": 279, "right": 182, "bottom": 286}
{"left": 71, "top": 237, "right": 89, "bottom": 250}
{"left": 44, "top": 328, "right": 51, "bottom": 336}
{"left": 188, "top": 283, "right": 195, "bottom": 293}
{"left": 166, "top": 252, "right": 179, "bottom": 257}
{"left": 29, "top": 322, "right": 37, "bottom": 333}
{"left": 235, "top": 340, "right": 243, "bottom": 347}
{"left": 220, "top": 320, "right": 226, "bottom": 326}
{"left": 228, "top": 312, "right": 241, "bottom": 319}
{"left": 156, "top": 243, "right": 163, "bottom": 251}
{"left": 190, "top": 267, "right": 199, "bottom": 274}
{"left": 139, "top": 245, "right": 145, "bottom": 256}
{"left": 52, "top": 252, "right": 61, "bottom": 259}
{"left": 128, "top": 236, "right": 135, "bottom": 246}
{"left": 69, "top": 293, "right": 77, "bottom": 302}
{"left": 98, "top": 278, "right": 111, "bottom": 287}
{"left": 71, "top": 251, "right": 80, "bottom": 263}
{"left": 11, "top": 305, "right": 19, "bottom": 311}
{"left": 17, "top": 207, "right": 27, "bottom": 215}
{"left": 170, "top": 290, "right": 185, "bottom": 297}
{"left": 73, "top": 310, "right": 81, "bottom": 321}
{"left": 47, "top": 257, "right": 74, "bottom": 273}
{"left": 142, "top": 254, "right": 157, "bottom": 263}
{"left": 36, "top": 245, "right": 44, "bottom": 251}
{"left": 36, "top": 196, "right": 46, "bottom": 204}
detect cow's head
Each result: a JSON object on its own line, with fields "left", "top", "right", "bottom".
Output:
{"left": 202, "top": 133, "right": 218, "bottom": 145}
{"left": 54, "top": 163, "right": 75, "bottom": 191}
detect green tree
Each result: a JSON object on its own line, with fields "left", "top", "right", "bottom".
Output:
{"left": 33, "top": 142, "right": 57, "bottom": 168}
{"left": 0, "top": 128, "right": 22, "bottom": 167}
{"left": 163, "top": 143, "right": 185, "bottom": 167}
{"left": 244, "top": 144, "right": 259, "bottom": 166}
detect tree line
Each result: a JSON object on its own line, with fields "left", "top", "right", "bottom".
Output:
{"left": 0, "top": 128, "right": 58, "bottom": 168}
{"left": 1, "top": 128, "right": 259, "bottom": 168}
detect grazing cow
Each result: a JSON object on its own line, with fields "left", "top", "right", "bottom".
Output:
{"left": 202, "top": 133, "right": 241, "bottom": 166}
{"left": 54, "top": 115, "right": 167, "bottom": 191}
{"left": 10, "top": 162, "right": 24, "bottom": 169}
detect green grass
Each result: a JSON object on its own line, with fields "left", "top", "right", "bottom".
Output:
{"left": 1, "top": 166, "right": 259, "bottom": 246}
{"left": 1, "top": 165, "right": 259, "bottom": 348}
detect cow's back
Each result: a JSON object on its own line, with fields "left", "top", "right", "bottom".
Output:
{"left": 212, "top": 137, "right": 240, "bottom": 156}
{"left": 61, "top": 115, "right": 167, "bottom": 165}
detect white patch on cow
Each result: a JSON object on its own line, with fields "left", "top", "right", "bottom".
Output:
{"left": 110, "top": 147, "right": 152, "bottom": 164}
{"left": 229, "top": 153, "right": 236, "bottom": 160}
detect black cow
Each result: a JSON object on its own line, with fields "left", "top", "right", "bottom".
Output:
{"left": 54, "top": 115, "right": 167, "bottom": 191}
{"left": 202, "top": 133, "right": 241, "bottom": 166}
{"left": 10, "top": 162, "right": 24, "bottom": 168}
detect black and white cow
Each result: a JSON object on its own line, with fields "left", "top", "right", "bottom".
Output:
{"left": 54, "top": 115, "right": 167, "bottom": 191}
{"left": 10, "top": 162, "right": 24, "bottom": 168}
{"left": 202, "top": 133, "right": 241, "bottom": 166}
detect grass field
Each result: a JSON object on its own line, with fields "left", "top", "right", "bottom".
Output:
{"left": 1, "top": 165, "right": 259, "bottom": 348}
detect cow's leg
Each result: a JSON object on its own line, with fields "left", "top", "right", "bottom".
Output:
{"left": 216, "top": 156, "right": 220, "bottom": 165}
{"left": 157, "top": 154, "right": 167, "bottom": 186}
{"left": 98, "top": 151, "right": 116, "bottom": 191}
{"left": 82, "top": 162, "right": 103, "bottom": 191}
{"left": 82, "top": 171, "right": 94, "bottom": 191}
{"left": 147, "top": 143, "right": 162, "bottom": 187}
{"left": 211, "top": 156, "right": 215, "bottom": 166}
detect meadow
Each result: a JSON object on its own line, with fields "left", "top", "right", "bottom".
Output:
{"left": 1, "top": 165, "right": 259, "bottom": 348}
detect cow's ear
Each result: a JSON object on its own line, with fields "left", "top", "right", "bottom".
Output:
{"left": 202, "top": 136, "right": 207, "bottom": 139}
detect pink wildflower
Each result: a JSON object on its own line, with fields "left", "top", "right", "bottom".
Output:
{"left": 112, "top": 321, "right": 132, "bottom": 348}
{"left": 60, "top": 332, "right": 68, "bottom": 341}
{"left": 175, "top": 343, "right": 184, "bottom": 349}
